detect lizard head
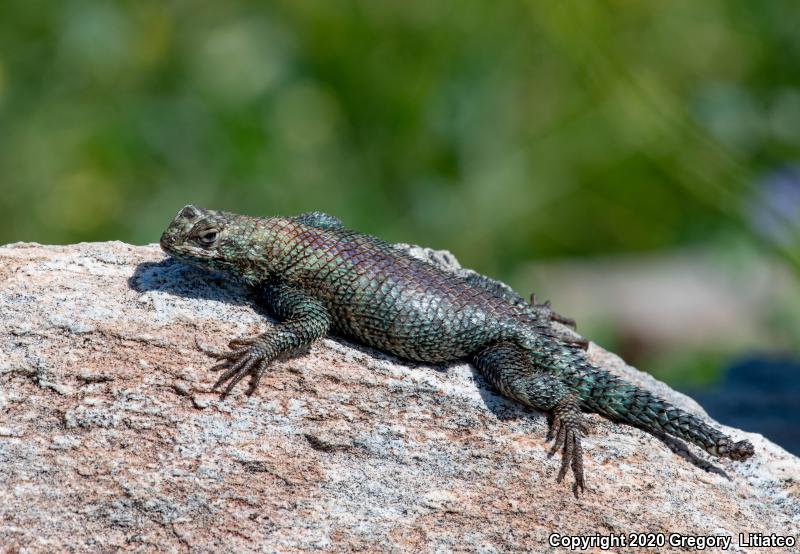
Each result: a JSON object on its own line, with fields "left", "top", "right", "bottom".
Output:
{"left": 160, "top": 205, "right": 254, "bottom": 277}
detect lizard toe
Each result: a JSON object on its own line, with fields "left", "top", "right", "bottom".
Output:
{"left": 547, "top": 395, "right": 587, "bottom": 496}
{"left": 229, "top": 335, "right": 259, "bottom": 348}
{"left": 214, "top": 355, "right": 260, "bottom": 397}
{"left": 199, "top": 336, "right": 272, "bottom": 397}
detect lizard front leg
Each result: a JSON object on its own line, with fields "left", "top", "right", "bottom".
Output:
{"left": 199, "top": 286, "right": 331, "bottom": 396}
{"left": 474, "top": 341, "right": 589, "bottom": 495}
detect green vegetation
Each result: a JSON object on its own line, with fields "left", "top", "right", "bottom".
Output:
{"left": 1, "top": 1, "right": 798, "bottom": 374}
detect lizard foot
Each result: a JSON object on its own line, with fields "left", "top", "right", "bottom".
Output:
{"left": 529, "top": 293, "right": 578, "bottom": 329}
{"left": 547, "top": 395, "right": 589, "bottom": 497}
{"left": 559, "top": 334, "right": 590, "bottom": 351}
{"left": 529, "top": 294, "right": 589, "bottom": 350}
{"left": 196, "top": 336, "right": 270, "bottom": 397}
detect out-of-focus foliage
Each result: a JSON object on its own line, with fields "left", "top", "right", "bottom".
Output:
{"left": 3, "top": 1, "right": 798, "bottom": 448}
{"left": 1, "top": 0, "right": 800, "bottom": 276}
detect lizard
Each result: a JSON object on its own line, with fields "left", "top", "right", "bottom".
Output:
{"left": 159, "top": 205, "right": 754, "bottom": 494}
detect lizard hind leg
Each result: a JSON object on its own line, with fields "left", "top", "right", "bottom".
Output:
{"left": 474, "top": 342, "right": 590, "bottom": 495}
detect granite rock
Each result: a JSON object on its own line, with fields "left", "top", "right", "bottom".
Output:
{"left": 0, "top": 242, "right": 798, "bottom": 553}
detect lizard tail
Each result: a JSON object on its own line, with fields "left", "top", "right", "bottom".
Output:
{"left": 560, "top": 360, "right": 754, "bottom": 461}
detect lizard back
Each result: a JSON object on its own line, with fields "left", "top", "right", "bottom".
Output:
{"left": 265, "top": 217, "right": 531, "bottom": 361}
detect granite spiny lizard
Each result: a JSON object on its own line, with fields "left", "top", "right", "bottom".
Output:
{"left": 159, "top": 205, "right": 754, "bottom": 494}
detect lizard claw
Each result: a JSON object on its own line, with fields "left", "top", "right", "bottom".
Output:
{"left": 196, "top": 335, "right": 270, "bottom": 397}
{"left": 546, "top": 395, "right": 588, "bottom": 497}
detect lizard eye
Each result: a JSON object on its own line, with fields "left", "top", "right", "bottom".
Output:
{"left": 197, "top": 229, "right": 219, "bottom": 246}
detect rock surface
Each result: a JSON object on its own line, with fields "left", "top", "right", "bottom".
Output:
{"left": 0, "top": 241, "right": 798, "bottom": 553}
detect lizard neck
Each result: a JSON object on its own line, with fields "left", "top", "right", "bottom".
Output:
{"left": 235, "top": 217, "right": 312, "bottom": 284}
{"left": 214, "top": 215, "right": 280, "bottom": 285}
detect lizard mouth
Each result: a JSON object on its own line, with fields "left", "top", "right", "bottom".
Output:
{"left": 159, "top": 233, "right": 176, "bottom": 252}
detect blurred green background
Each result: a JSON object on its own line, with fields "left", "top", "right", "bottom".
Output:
{"left": 1, "top": 1, "right": 799, "bottom": 445}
